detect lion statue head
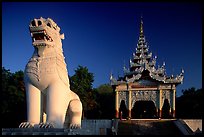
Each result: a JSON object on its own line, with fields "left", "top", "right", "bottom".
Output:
{"left": 29, "top": 17, "right": 65, "bottom": 48}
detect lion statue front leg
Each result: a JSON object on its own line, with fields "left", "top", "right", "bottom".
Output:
{"left": 44, "top": 83, "right": 82, "bottom": 129}
{"left": 68, "top": 98, "right": 83, "bottom": 129}
{"left": 19, "top": 82, "right": 41, "bottom": 128}
{"left": 43, "top": 82, "right": 70, "bottom": 128}
{"left": 20, "top": 80, "right": 83, "bottom": 129}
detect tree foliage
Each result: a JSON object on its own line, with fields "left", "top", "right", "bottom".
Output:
{"left": 1, "top": 67, "right": 26, "bottom": 128}
{"left": 176, "top": 87, "right": 203, "bottom": 118}
{"left": 70, "top": 65, "right": 98, "bottom": 119}
{"left": 94, "top": 84, "right": 115, "bottom": 119}
{"left": 69, "top": 66, "right": 115, "bottom": 119}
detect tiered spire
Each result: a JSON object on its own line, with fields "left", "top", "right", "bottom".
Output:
{"left": 110, "top": 17, "right": 184, "bottom": 85}
{"left": 140, "top": 16, "right": 143, "bottom": 35}
{"left": 124, "top": 17, "right": 154, "bottom": 77}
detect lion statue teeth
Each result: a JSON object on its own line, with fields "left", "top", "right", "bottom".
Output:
{"left": 19, "top": 17, "right": 82, "bottom": 129}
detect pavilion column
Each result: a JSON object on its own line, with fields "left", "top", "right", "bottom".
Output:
{"left": 172, "top": 89, "right": 176, "bottom": 118}
{"left": 128, "top": 90, "right": 132, "bottom": 118}
{"left": 156, "top": 90, "right": 159, "bottom": 117}
{"left": 158, "top": 89, "right": 162, "bottom": 118}
{"left": 115, "top": 90, "right": 119, "bottom": 118}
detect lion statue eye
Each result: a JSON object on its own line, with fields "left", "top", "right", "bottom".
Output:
{"left": 38, "top": 20, "right": 42, "bottom": 26}
{"left": 31, "top": 20, "right": 36, "bottom": 26}
{"left": 47, "top": 23, "right": 51, "bottom": 28}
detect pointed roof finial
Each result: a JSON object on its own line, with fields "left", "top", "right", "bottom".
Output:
{"left": 140, "top": 15, "right": 143, "bottom": 34}
{"left": 123, "top": 59, "right": 126, "bottom": 70}
{"left": 110, "top": 70, "right": 113, "bottom": 80}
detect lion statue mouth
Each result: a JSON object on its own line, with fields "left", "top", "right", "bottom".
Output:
{"left": 31, "top": 30, "right": 53, "bottom": 45}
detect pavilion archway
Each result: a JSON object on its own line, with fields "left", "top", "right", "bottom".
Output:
{"left": 114, "top": 88, "right": 176, "bottom": 119}
{"left": 162, "top": 99, "right": 171, "bottom": 118}
{"left": 119, "top": 100, "right": 128, "bottom": 119}
{"left": 131, "top": 100, "right": 157, "bottom": 119}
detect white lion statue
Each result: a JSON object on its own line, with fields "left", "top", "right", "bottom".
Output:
{"left": 19, "top": 17, "right": 82, "bottom": 128}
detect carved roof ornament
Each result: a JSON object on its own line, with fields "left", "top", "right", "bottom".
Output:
{"left": 110, "top": 17, "right": 184, "bottom": 86}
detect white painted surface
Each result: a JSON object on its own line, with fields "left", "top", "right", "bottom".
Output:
{"left": 183, "top": 119, "right": 202, "bottom": 132}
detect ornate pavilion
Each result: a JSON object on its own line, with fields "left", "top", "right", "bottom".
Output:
{"left": 110, "top": 17, "right": 184, "bottom": 119}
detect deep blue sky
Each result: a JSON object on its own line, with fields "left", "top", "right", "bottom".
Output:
{"left": 2, "top": 2, "right": 202, "bottom": 97}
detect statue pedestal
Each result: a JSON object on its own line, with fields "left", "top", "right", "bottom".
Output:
{"left": 2, "top": 128, "right": 91, "bottom": 135}
{"left": 2, "top": 119, "right": 114, "bottom": 135}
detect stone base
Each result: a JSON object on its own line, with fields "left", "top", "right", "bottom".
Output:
{"left": 2, "top": 119, "right": 114, "bottom": 135}
{"left": 2, "top": 128, "right": 92, "bottom": 135}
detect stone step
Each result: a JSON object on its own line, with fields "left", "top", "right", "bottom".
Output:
{"left": 2, "top": 128, "right": 92, "bottom": 135}
{"left": 117, "top": 119, "right": 183, "bottom": 135}
{"left": 2, "top": 120, "right": 114, "bottom": 135}
{"left": 3, "top": 132, "right": 71, "bottom": 135}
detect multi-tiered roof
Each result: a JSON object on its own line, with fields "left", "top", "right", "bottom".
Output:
{"left": 110, "top": 17, "right": 184, "bottom": 86}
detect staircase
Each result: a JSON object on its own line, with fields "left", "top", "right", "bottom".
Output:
{"left": 117, "top": 119, "right": 183, "bottom": 135}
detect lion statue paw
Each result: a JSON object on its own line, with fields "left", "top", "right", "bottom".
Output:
{"left": 19, "top": 122, "right": 34, "bottom": 128}
{"left": 69, "top": 123, "right": 81, "bottom": 129}
{"left": 38, "top": 122, "right": 54, "bottom": 128}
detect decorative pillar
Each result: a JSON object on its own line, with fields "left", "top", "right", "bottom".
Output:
{"left": 172, "top": 89, "right": 176, "bottom": 118}
{"left": 115, "top": 90, "right": 119, "bottom": 118}
{"left": 156, "top": 108, "right": 158, "bottom": 117}
{"left": 159, "top": 89, "right": 162, "bottom": 118}
{"left": 169, "top": 108, "right": 171, "bottom": 116}
{"left": 128, "top": 90, "right": 132, "bottom": 118}
{"left": 156, "top": 90, "right": 159, "bottom": 118}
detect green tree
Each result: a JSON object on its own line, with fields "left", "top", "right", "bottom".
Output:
{"left": 1, "top": 67, "right": 26, "bottom": 128}
{"left": 95, "top": 84, "right": 115, "bottom": 119}
{"left": 70, "top": 65, "right": 97, "bottom": 118}
{"left": 176, "top": 87, "right": 203, "bottom": 118}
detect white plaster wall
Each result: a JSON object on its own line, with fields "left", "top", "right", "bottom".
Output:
{"left": 183, "top": 119, "right": 202, "bottom": 132}
{"left": 81, "top": 120, "right": 112, "bottom": 135}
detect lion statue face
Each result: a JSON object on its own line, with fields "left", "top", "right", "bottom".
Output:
{"left": 29, "top": 17, "right": 64, "bottom": 47}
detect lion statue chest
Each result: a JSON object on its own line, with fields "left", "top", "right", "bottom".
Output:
{"left": 25, "top": 46, "right": 69, "bottom": 91}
